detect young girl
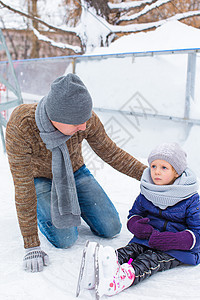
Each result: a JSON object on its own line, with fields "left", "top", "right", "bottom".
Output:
{"left": 77, "top": 143, "right": 200, "bottom": 298}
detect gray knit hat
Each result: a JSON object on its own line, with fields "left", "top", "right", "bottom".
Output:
{"left": 45, "top": 73, "right": 93, "bottom": 124}
{"left": 148, "top": 142, "right": 187, "bottom": 175}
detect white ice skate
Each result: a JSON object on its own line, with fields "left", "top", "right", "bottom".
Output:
{"left": 97, "top": 247, "right": 135, "bottom": 297}
{"left": 76, "top": 240, "right": 100, "bottom": 296}
{"left": 76, "top": 242, "right": 135, "bottom": 299}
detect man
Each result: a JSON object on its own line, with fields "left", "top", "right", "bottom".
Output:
{"left": 6, "top": 73, "right": 146, "bottom": 272}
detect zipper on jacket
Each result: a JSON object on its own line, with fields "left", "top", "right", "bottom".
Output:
{"left": 159, "top": 209, "right": 168, "bottom": 231}
{"left": 163, "top": 220, "right": 168, "bottom": 231}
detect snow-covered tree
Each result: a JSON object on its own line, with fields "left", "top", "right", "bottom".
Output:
{"left": 0, "top": 0, "right": 200, "bottom": 58}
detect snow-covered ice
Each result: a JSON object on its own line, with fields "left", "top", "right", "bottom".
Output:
{"left": 1, "top": 144, "right": 200, "bottom": 300}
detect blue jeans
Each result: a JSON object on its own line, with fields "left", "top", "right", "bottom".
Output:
{"left": 34, "top": 165, "right": 121, "bottom": 248}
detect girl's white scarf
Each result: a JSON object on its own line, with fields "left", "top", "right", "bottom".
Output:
{"left": 140, "top": 167, "right": 198, "bottom": 209}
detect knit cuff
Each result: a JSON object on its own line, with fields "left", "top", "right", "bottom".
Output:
{"left": 23, "top": 235, "right": 40, "bottom": 249}
{"left": 185, "top": 230, "right": 196, "bottom": 249}
{"left": 127, "top": 215, "right": 142, "bottom": 233}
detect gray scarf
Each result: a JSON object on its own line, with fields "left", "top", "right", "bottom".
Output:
{"left": 140, "top": 167, "right": 198, "bottom": 209}
{"left": 35, "top": 97, "right": 81, "bottom": 229}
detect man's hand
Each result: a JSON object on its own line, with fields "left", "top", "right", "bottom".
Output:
{"left": 23, "top": 246, "right": 50, "bottom": 272}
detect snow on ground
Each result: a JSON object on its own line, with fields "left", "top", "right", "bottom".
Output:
{"left": 1, "top": 144, "right": 200, "bottom": 300}
{"left": 1, "top": 21, "right": 200, "bottom": 300}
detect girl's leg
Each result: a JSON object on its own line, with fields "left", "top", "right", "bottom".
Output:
{"left": 82, "top": 242, "right": 182, "bottom": 297}
{"left": 35, "top": 177, "right": 78, "bottom": 248}
{"left": 131, "top": 248, "right": 182, "bottom": 285}
{"left": 74, "top": 165, "right": 122, "bottom": 238}
{"left": 117, "top": 242, "right": 182, "bottom": 286}
{"left": 117, "top": 242, "right": 149, "bottom": 264}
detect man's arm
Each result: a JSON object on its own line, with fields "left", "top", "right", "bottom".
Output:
{"left": 6, "top": 118, "right": 40, "bottom": 249}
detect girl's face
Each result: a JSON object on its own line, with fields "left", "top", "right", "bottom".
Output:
{"left": 150, "top": 159, "right": 179, "bottom": 185}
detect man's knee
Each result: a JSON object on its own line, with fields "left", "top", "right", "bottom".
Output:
{"left": 105, "top": 221, "right": 122, "bottom": 238}
{"left": 38, "top": 221, "right": 78, "bottom": 249}
{"left": 52, "top": 235, "right": 77, "bottom": 248}
{"left": 50, "top": 231, "right": 78, "bottom": 249}
{"left": 95, "top": 219, "right": 122, "bottom": 238}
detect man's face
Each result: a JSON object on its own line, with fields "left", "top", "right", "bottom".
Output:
{"left": 51, "top": 120, "right": 86, "bottom": 135}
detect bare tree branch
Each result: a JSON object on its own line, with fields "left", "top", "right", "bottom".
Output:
{"left": 33, "top": 28, "right": 82, "bottom": 53}
{"left": 108, "top": 9, "right": 200, "bottom": 35}
{"left": 0, "top": 0, "right": 84, "bottom": 54}
{"left": 108, "top": 0, "right": 156, "bottom": 12}
{"left": 0, "top": 0, "right": 77, "bottom": 35}
{"left": 118, "top": 0, "right": 172, "bottom": 23}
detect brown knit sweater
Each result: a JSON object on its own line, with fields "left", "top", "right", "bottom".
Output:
{"left": 6, "top": 103, "right": 146, "bottom": 249}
